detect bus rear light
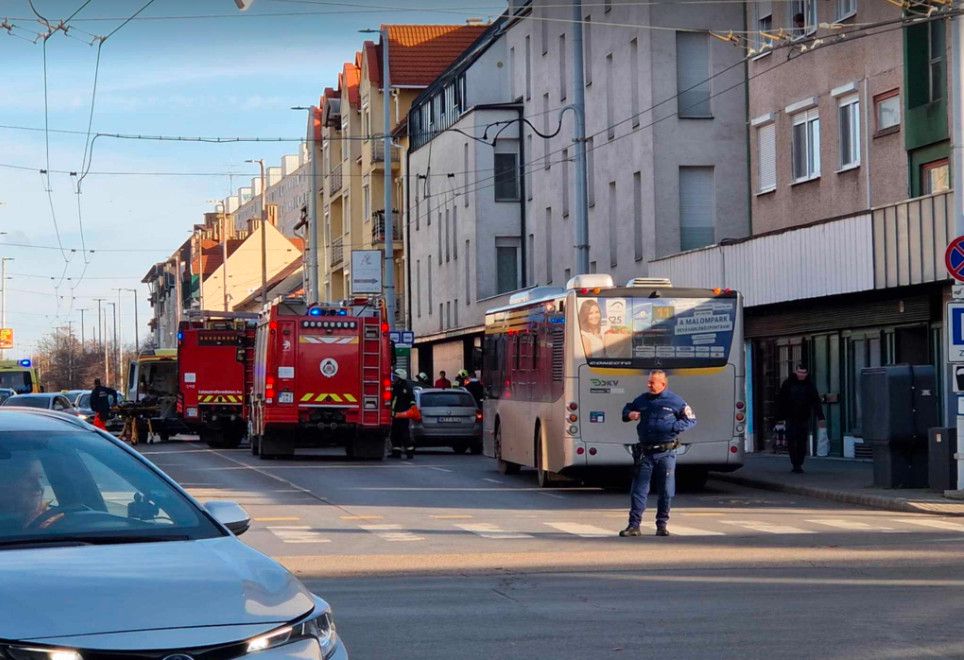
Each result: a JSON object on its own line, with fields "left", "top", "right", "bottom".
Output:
{"left": 567, "top": 425, "right": 578, "bottom": 435}
{"left": 567, "top": 402, "right": 578, "bottom": 411}
{"left": 568, "top": 414, "right": 578, "bottom": 423}
{"left": 730, "top": 445, "right": 739, "bottom": 453}
{"left": 576, "top": 446, "right": 585, "bottom": 455}
{"left": 588, "top": 447, "right": 597, "bottom": 456}
{"left": 735, "top": 412, "right": 745, "bottom": 422}
{"left": 736, "top": 401, "right": 745, "bottom": 410}
{"left": 736, "top": 425, "right": 745, "bottom": 434}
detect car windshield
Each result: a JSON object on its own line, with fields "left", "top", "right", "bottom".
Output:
{"left": 3, "top": 396, "right": 50, "bottom": 409}
{"left": 420, "top": 392, "right": 477, "bottom": 408}
{"left": 0, "top": 431, "right": 224, "bottom": 545}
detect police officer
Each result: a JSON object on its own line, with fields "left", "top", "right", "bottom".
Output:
{"left": 619, "top": 370, "right": 697, "bottom": 537}
{"left": 90, "top": 378, "right": 118, "bottom": 426}
{"left": 390, "top": 369, "right": 416, "bottom": 459}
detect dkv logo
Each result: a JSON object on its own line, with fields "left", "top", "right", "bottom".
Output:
{"left": 590, "top": 378, "right": 619, "bottom": 388}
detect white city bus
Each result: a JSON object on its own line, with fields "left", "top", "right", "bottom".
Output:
{"left": 482, "top": 274, "right": 745, "bottom": 487}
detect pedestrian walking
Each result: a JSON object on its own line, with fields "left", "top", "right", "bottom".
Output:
{"left": 434, "top": 370, "right": 451, "bottom": 389}
{"left": 776, "top": 364, "right": 825, "bottom": 473}
{"left": 390, "top": 369, "right": 416, "bottom": 459}
{"left": 619, "top": 370, "right": 697, "bottom": 538}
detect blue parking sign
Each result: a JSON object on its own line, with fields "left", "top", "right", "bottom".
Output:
{"left": 948, "top": 303, "right": 964, "bottom": 362}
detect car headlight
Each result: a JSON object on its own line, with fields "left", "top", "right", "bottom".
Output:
{"left": 245, "top": 608, "right": 337, "bottom": 657}
{"left": 2, "top": 646, "right": 82, "bottom": 660}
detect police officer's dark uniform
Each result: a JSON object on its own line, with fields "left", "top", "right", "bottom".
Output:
{"left": 390, "top": 370, "right": 416, "bottom": 459}
{"left": 90, "top": 379, "right": 118, "bottom": 424}
{"left": 620, "top": 375, "right": 697, "bottom": 537}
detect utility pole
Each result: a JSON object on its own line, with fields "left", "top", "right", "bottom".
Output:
{"left": 571, "top": 0, "right": 590, "bottom": 275}
{"left": 950, "top": 2, "right": 964, "bottom": 491}
{"left": 108, "top": 302, "right": 117, "bottom": 386}
{"left": 78, "top": 308, "right": 87, "bottom": 346}
{"left": 93, "top": 297, "right": 105, "bottom": 353}
{"left": 0, "top": 257, "right": 11, "bottom": 359}
{"left": 120, "top": 288, "right": 139, "bottom": 352}
{"left": 246, "top": 159, "right": 268, "bottom": 307}
{"left": 221, "top": 207, "right": 230, "bottom": 311}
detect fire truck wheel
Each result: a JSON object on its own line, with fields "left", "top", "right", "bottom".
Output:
{"left": 221, "top": 428, "right": 243, "bottom": 449}
{"left": 203, "top": 430, "right": 225, "bottom": 448}
{"left": 259, "top": 432, "right": 293, "bottom": 460}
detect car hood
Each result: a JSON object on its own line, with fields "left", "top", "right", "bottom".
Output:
{"left": 0, "top": 537, "right": 315, "bottom": 643}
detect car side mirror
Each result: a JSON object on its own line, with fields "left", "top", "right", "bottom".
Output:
{"left": 204, "top": 500, "right": 251, "bottom": 535}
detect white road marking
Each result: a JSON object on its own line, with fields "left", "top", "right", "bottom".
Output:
{"left": 660, "top": 524, "right": 725, "bottom": 537}
{"left": 359, "top": 523, "right": 425, "bottom": 542}
{"left": 896, "top": 518, "right": 964, "bottom": 533}
{"left": 721, "top": 520, "right": 814, "bottom": 535}
{"left": 807, "top": 518, "right": 893, "bottom": 531}
{"left": 482, "top": 478, "right": 504, "bottom": 484}
{"left": 544, "top": 522, "right": 613, "bottom": 537}
{"left": 456, "top": 523, "right": 533, "bottom": 539}
{"left": 267, "top": 526, "right": 331, "bottom": 544}
{"left": 427, "top": 467, "right": 453, "bottom": 473}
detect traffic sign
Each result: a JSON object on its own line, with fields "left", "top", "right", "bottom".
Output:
{"left": 945, "top": 236, "right": 964, "bottom": 282}
{"left": 948, "top": 303, "right": 964, "bottom": 362}
{"left": 954, "top": 285, "right": 964, "bottom": 300}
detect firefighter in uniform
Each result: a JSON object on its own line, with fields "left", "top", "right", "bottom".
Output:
{"left": 391, "top": 369, "right": 416, "bottom": 459}
{"left": 619, "top": 370, "right": 697, "bottom": 537}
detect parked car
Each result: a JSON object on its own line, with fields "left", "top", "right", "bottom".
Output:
{"left": 410, "top": 387, "right": 482, "bottom": 454}
{"left": 0, "top": 408, "right": 347, "bottom": 659}
{"left": 0, "top": 388, "right": 15, "bottom": 404}
{"left": 63, "top": 389, "right": 87, "bottom": 406}
{"left": 1, "top": 393, "right": 79, "bottom": 416}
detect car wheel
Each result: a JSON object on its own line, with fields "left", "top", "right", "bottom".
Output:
{"left": 452, "top": 442, "right": 469, "bottom": 454}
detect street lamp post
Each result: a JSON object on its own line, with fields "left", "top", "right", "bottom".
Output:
{"left": 360, "top": 26, "right": 396, "bottom": 329}
{"left": 108, "top": 302, "right": 118, "bottom": 386}
{"left": 246, "top": 159, "right": 268, "bottom": 307}
{"left": 119, "top": 288, "right": 139, "bottom": 353}
{"left": 0, "top": 256, "right": 13, "bottom": 359}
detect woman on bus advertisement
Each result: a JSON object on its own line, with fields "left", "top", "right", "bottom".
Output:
{"left": 578, "top": 298, "right": 632, "bottom": 360}
{"left": 578, "top": 299, "right": 606, "bottom": 358}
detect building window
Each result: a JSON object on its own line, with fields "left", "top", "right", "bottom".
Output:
{"left": 874, "top": 89, "right": 900, "bottom": 135}
{"left": 526, "top": 134, "right": 533, "bottom": 200}
{"left": 415, "top": 190, "right": 420, "bottom": 230}
{"left": 454, "top": 298, "right": 459, "bottom": 327}
{"left": 494, "top": 152, "right": 520, "bottom": 201}
{"left": 679, "top": 166, "right": 715, "bottom": 251}
{"left": 452, "top": 207, "right": 458, "bottom": 260}
{"left": 584, "top": 15, "right": 592, "bottom": 85}
{"left": 541, "top": 12, "right": 548, "bottom": 55}
{"left": 754, "top": 1, "right": 773, "bottom": 52}
{"left": 509, "top": 46, "right": 516, "bottom": 99}
{"left": 559, "top": 33, "right": 567, "bottom": 102}
{"left": 564, "top": 267, "right": 571, "bottom": 283}
{"left": 428, "top": 259, "right": 433, "bottom": 311}
{"left": 838, "top": 95, "right": 860, "bottom": 169}
{"left": 496, "top": 238, "right": 520, "bottom": 294}
{"left": 463, "top": 143, "right": 470, "bottom": 207}
{"left": 836, "top": 0, "right": 856, "bottom": 21}
{"left": 561, "top": 148, "right": 570, "bottom": 218}
{"left": 791, "top": 108, "right": 821, "bottom": 181}
{"left": 445, "top": 209, "right": 450, "bottom": 262}
{"left": 929, "top": 20, "right": 945, "bottom": 103}
{"left": 630, "top": 38, "right": 639, "bottom": 128}
{"left": 543, "top": 93, "right": 551, "bottom": 168}
{"left": 633, "top": 171, "right": 643, "bottom": 262}
{"left": 922, "top": 159, "right": 950, "bottom": 195}
{"left": 676, "top": 33, "right": 711, "bottom": 118}
{"left": 790, "top": 0, "right": 817, "bottom": 39}
{"left": 439, "top": 304, "right": 443, "bottom": 331}
{"left": 604, "top": 0, "right": 612, "bottom": 12}
{"left": 757, "top": 123, "right": 776, "bottom": 193}
{"left": 545, "top": 207, "right": 552, "bottom": 283}
{"left": 525, "top": 35, "right": 531, "bottom": 100}
{"left": 608, "top": 181, "right": 617, "bottom": 268}
{"left": 416, "top": 259, "right": 422, "bottom": 317}
{"left": 438, "top": 214, "right": 442, "bottom": 265}
{"left": 362, "top": 183, "right": 370, "bottom": 222}
{"left": 465, "top": 240, "right": 471, "bottom": 303}
{"left": 527, "top": 233, "right": 535, "bottom": 285}
{"left": 605, "top": 54, "right": 614, "bottom": 139}
{"left": 446, "top": 301, "right": 451, "bottom": 329}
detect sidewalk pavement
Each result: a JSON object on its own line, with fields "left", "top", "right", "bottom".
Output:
{"left": 710, "top": 452, "right": 964, "bottom": 517}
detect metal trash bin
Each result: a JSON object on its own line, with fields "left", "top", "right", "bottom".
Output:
{"left": 928, "top": 427, "right": 958, "bottom": 492}
{"left": 860, "top": 365, "right": 938, "bottom": 489}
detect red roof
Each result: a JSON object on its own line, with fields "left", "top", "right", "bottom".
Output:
{"left": 375, "top": 24, "right": 488, "bottom": 87}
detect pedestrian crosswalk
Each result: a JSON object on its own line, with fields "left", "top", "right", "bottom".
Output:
{"left": 256, "top": 514, "right": 964, "bottom": 545}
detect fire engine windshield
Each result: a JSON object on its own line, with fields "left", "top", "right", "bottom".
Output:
{"left": 576, "top": 296, "right": 738, "bottom": 369}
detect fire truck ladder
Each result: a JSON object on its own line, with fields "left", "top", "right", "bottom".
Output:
{"left": 360, "top": 318, "right": 383, "bottom": 425}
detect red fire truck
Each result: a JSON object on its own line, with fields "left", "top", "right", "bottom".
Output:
{"left": 177, "top": 311, "right": 259, "bottom": 448}
{"left": 250, "top": 297, "right": 393, "bottom": 460}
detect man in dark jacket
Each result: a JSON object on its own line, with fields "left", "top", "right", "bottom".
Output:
{"left": 457, "top": 369, "right": 485, "bottom": 408}
{"left": 391, "top": 369, "right": 416, "bottom": 459}
{"left": 90, "top": 378, "right": 118, "bottom": 425}
{"left": 619, "top": 370, "right": 697, "bottom": 538}
{"left": 777, "top": 364, "right": 825, "bottom": 473}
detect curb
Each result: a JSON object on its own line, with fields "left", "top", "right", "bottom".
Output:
{"left": 710, "top": 473, "right": 964, "bottom": 517}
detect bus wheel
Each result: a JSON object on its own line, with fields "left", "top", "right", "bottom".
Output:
{"left": 495, "top": 423, "right": 519, "bottom": 475}
{"left": 535, "top": 425, "right": 558, "bottom": 488}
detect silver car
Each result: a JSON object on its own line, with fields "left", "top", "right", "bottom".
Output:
{"left": 0, "top": 408, "right": 347, "bottom": 659}
{"left": 410, "top": 387, "right": 482, "bottom": 454}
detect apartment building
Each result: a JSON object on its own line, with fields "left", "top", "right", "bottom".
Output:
{"left": 650, "top": 1, "right": 955, "bottom": 457}
{"left": 313, "top": 24, "right": 487, "bottom": 329}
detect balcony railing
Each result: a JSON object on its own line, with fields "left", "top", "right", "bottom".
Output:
{"left": 371, "top": 140, "right": 400, "bottom": 164}
{"left": 329, "top": 168, "right": 342, "bottom": 193}
{"left": 371, "top": 210, "right": 403, "bottom": 246}
{"left": 331, "top": 235, "right": 344, "bottom": 266}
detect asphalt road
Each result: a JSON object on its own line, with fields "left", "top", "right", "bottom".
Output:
{"left": 141, "top": 441, "right": 964, "bottom": 660}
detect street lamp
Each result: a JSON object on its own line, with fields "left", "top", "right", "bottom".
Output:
{"left": 0, "top": 255, "right": 12, "bottom": 359}
{"left": 360, "top": 26, "right": 396, "bottom": 329}
{"left": 119, "top": 288, "right": 140, "bottom": 353}
{"left": 245, "top": 159, "right": 268, "bottom": 307}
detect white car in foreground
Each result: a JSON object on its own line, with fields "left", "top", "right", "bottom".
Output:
{"left": 0, "top": 408, "right": 347, "bottom": 659}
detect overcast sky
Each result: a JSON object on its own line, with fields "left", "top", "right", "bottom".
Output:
{"left": 0, "top": 0, "right": 496, "bottom": 360}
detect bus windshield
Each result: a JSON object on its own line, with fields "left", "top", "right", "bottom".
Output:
{"left": 0, "top": 371, "right": 32, "bottom": 394}
{"left": 576, "top": 295, "right": 738, "bottom": 369}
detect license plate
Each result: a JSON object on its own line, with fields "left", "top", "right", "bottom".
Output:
{"left": 438, "top": 416, "right": 464, "bottom": 423}
{"left": 278, "top": 392, "right": 294, "bottom": 403}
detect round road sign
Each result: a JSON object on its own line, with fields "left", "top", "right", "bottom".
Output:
{"left": 946, "top": 236, "right": 964, "bottom": 282}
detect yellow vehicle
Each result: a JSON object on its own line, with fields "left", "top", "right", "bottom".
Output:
{"left": 0, "top": 359, "right": 40, "bottom": 394}
{"left": 123, "top": 349, "right": 184, "bottom": 442}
